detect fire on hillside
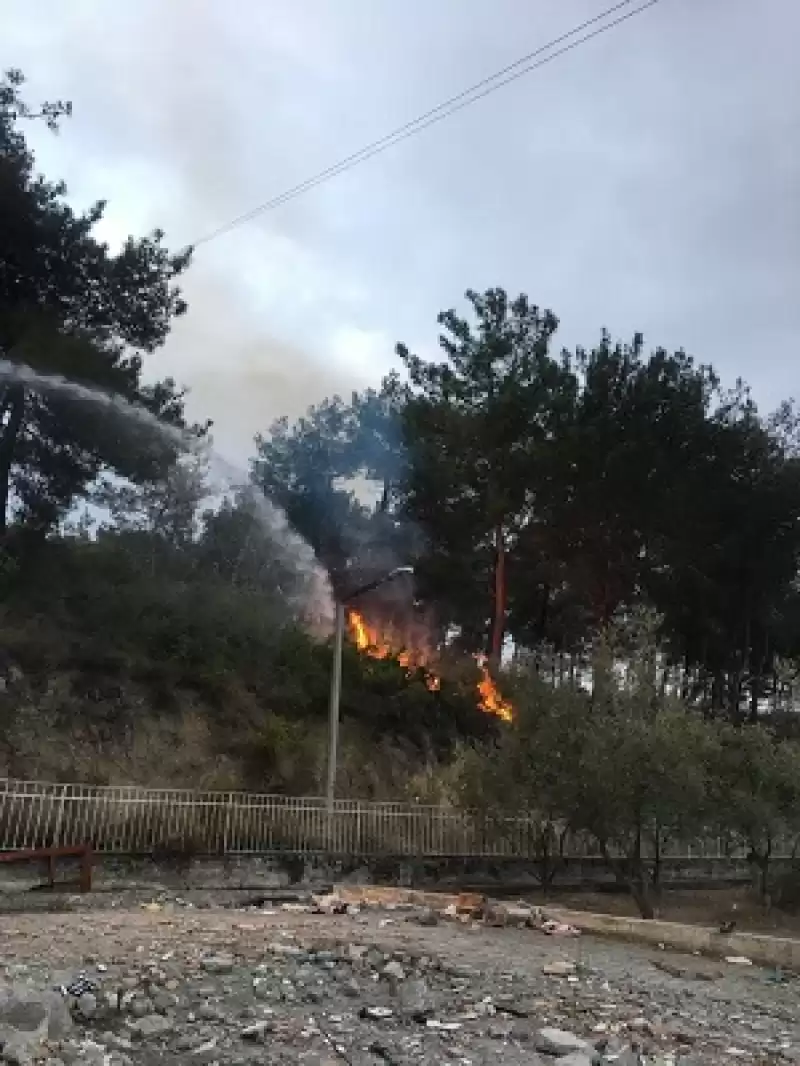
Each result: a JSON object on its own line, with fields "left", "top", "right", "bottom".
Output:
{"left": 346, "top": 609, "right": 513, "bottom": 721}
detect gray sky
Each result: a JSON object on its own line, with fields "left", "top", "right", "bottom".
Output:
{"left": 4, "top": 0, "right": 799, "bottom": 470}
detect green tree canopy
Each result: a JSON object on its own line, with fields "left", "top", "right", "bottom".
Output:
{"left": 0, "top": 68, "right": 198, "bottom": 534}
{"left": 395, "top": 287, "right": 572, "bottom": 667}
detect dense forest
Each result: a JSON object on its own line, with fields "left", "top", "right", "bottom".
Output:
{"left": 2, "top": 70, "right": 800, "bottom": 914}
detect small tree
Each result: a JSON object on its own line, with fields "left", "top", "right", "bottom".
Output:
{"left": 458, "top": 675, "right": 588, "bottom": 889}
{"left": 572, "top": 700, "right": 714, "bottom": 918}
{"left": 711, "top": 723, "right": 800, "bottom": 903}
{"left": 462, "top": 611, "right": 719, "bottom": 917}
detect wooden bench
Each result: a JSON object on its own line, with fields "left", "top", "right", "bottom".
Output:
{"left": 0, "top": 844, "right": 93, "bottom": 892}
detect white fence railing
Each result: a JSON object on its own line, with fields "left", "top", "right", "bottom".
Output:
{"left": 0, "top": 778, "right": 795, "bottom": 860}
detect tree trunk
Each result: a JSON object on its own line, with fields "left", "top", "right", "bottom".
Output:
{"left": 749, "top": 674, "right": 760, "bottom": 724}
{"left": 749, "top": 839, "right": 772, "bottom": 905}
{"left": 599, "top": 839, "right": 656, "bottom": 919}
{"left": 535, "top": 827, "right": 553, "bottom": 892}
{"left": 536, "top": 583, "right": 550, "bottom": 644}
{"left": 630, "top": 822, "right": 656, "bottom": 918}
{"left": 711, "top": 671, "right": 724, "bottom": 716}
{"left": 488, "top": 524, "right": 506, "bottom": 672}
{"left": 535, "top": 822, "right": 568, "bottom": 893}
{"left": 652, "top": 825, "right": 662, "bottom": 895}
{"left": 0, "top": 385, "right": 25, "bottom": 534}
{"left": 630, "top": 876, "right": 656, "bottom": 920}
{"left": 614, "top": 866, "right": 656, "bottom": 919}
{"left": 729, "top": 611, "right": 751, "bottom": 722}
{"left": 749, "top": 633, "right": 766, "bottom": 724}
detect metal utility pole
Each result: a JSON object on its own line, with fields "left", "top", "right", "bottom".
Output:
{"left": 325, "top": 565, "right": 413, "bottom": 813}
{"left": 325, "top": 601, "right": 345, "bottom": 814}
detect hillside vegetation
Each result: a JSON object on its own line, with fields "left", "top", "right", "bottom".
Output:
{"left": 3, "top": 69, "right": 800, "bottom": 914}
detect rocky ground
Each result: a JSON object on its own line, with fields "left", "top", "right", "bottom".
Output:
{"left": 0, "top": 895, "right": 798, "bottom": 1066}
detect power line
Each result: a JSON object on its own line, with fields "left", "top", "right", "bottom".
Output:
{"left": 191, "top": 0, "right": 664, "bottom": 248}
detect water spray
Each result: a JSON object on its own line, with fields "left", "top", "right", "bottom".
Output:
{"left": 0, "top": 358, "right": 334, "bottom": 627}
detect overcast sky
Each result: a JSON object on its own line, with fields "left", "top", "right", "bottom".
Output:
{"left": 4, "top": 0, "right": 799, "bottom": 469}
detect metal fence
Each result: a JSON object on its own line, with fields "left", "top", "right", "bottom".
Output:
{"left": 0, "top": 778, "right": 795, "bottom": 860}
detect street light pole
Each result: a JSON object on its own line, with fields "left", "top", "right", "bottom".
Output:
{"left": 325, "top": 566, "right": 413, "bottom": 813}
{"left": 325, "top": 601, "right": 345, "bottom": 814}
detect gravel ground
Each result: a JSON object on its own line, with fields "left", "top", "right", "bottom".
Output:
{"left": 0, "top": 899, "right": 798, "bottom": 1065}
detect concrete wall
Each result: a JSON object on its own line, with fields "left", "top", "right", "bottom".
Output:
{"left": 0, "top": 850, "right": 782, "bottom": 895}
{"left": 551, "top": 907, "right": 800, "bottom": 970}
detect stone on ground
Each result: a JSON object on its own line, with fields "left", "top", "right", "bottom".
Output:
{"left": 535, "top": 1026, "right": 593, "bottom": 1056}
{"left": 0, "top": 987, "right": 73, "bottom": 1065}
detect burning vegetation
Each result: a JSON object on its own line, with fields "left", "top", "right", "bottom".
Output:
{"left": 347, "top": 609, "right": 513, "bottom": 721}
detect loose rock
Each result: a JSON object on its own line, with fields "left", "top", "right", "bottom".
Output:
{"left": 129, "top": 1014, "right": 172, "bottom": 1039}
{"left": 535, "top": 1026, "right": 593, "bottom": 1056}
{"left": 240, "top": 1020, "right": 274, "bottom": 1042}
{"left": 75, "top": 991, "right": 98, "bottom": 1019}
{"left": 199, "top": 954, "right": 235, "bottom": 975}
{"left": 543, "top": 959, "right": 578, "bottom": 977}
{"left": 0, "top": 987, "right": 72, "bottom": 1059}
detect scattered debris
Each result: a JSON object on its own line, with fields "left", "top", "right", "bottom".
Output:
{"left": 312, "top": 891, "right": 349, "bottom": 915}
{"left": 59, "top": 975, "right": 98, "bottom": 998}
{"left": 294, "top": 886, "right": 589, "bottom": 947}
{"left": 542, "top": 918, "right": 582, "bottom": 937}
{"left": 485, "top": 901, "right": 540, "bottom": 928}
{"left": 413, "top": 906, "right": 440, "bottom": 927}
{"left": 280, "top": 901, "right": 314, "bottom": 914}
{"left": 651, "top": 958, "right": 721, "bottom": 982}
{"left": 425, "top": 1018, "right": 462, "bottom": 1031}
{"left": 0, "top": 896, "right": 795, "bottom": 1064}
{"left": 199, "top": 953, "right": 235, "bottom": 975}
{"left": 359, "top": 1005, "right": 394, "bottom": 1020}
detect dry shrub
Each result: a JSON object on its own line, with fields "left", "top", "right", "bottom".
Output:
{"left": 0, "top": 655, "right": 470, "bottom": 815}
{"left": 0, "top": 696, "right": 241, "bottom": 790}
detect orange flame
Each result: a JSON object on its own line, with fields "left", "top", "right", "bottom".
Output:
{"left": 475, "top": 657, "right": 514, "bottom": 722}
{"left": 346, "top": 609, "right": 511, "bottom": 720}
{"left": 349, "top": 611, "right": 371, "bottom": 651}
{"left": 347, "top": 609, "right": 437, "bottom": 688}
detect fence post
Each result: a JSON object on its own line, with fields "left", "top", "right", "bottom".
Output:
{"left": 222, "top": 793, "right": 233, "bottom": 856}
{"left": 52, "top": 783, "right": 68, "bottom": 848}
